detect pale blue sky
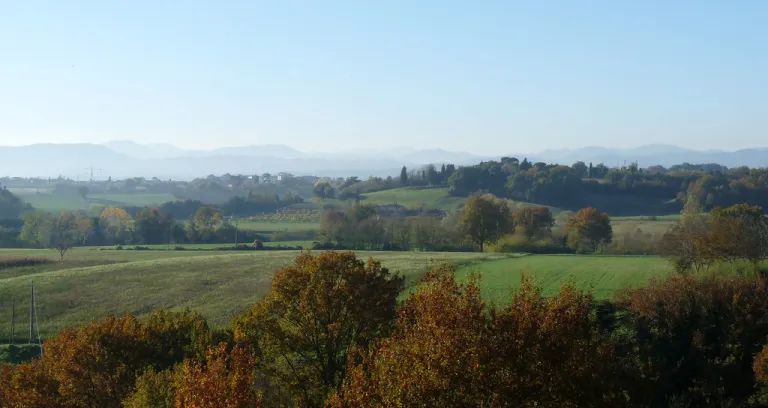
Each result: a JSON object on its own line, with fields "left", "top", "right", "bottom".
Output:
{"left": 1, "top": 1, "right": 766, "bottom": 155}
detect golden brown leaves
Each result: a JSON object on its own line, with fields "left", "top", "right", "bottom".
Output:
{"left": 234, "top": 251, "right": 404, "bottom": 407}
{"left": 564, "top": 207, "right": 612, "bottom": 251}
{"left": 176, "top": 343, "right": 261, "bottom": 408}
{"left": 330, "top": 267, "right": 619, "bottom": 408}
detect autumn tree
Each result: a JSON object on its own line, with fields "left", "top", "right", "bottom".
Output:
{"left": 659, "top": 195, "right": 710, "bottom": 272}
{"left": 330, "top": 266, "right": 622, "bottom": 407}
{"left": 175, "top": 343, "right": 261, "bottom": 408}
{"left": 512, "top": 206, "right": 554, "bottom": 240}
{"left": 459, "top": 194, "right": 514, "bottom": 251}
{"left": 233, "top": 251, "right": 404, "bottom": 407}
{"left": 121, "top": 368, "right": 176, "bottom": 408}
{"left": 0, "top": 310, "right": 213, "bottom": 408}
{"left": 320, "top": 210, "right": 349, "bottom": 246}
{"left": 705, "top": 203, "right": 768, "bottom": 267}
{"left": 565, "top": 207, "right": 612, "bottom": 252}
{"left": 616, "top": 274, "right": 768, "bottom": 406}
{"left": 100, "top": 207, "right": 132, "bottom": 244}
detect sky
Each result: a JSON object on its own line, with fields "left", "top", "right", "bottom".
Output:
{"left": 1, "top": 1, "right": 766, "bottom": 156}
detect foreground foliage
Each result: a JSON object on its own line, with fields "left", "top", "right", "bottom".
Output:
{"left": 4, "top": 251, "right": 768, "bottom": 407}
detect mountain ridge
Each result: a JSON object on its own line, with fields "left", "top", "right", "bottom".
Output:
{"left": 1, "top": 142, "right": 767, "bottom": 180}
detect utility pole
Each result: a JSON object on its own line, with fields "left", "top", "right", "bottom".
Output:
{"left": 10, "top": 300, "right": 15, "bottom": 345}
{"left": 29, "top": 281, "right": 35, "bottom": 343}
{"left": 84, "top": 166, "right": 104, "bottom": 182}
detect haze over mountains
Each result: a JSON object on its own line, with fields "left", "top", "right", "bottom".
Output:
{"left": 1, "top": 141, "right": 767, "bottom": 180}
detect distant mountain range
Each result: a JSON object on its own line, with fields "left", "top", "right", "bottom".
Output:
{"left": 0, "top": 141, "right": 766, "bottom": 180}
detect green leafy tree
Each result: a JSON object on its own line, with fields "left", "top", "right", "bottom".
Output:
{"left": 313, "top": 182, "right": 335, "bottom": 201}
{"left": 134, "top": 208, "right": 174, "bottom": 245}
{"left": 20, "top": 211, "right": 79, "bottom": 259}
{"left": 512, "top": 206, "right": 554, "bottom": 240}
{"left": 399, "top": 166, "right": 408, "bottom": 186}
{"left": 459, "top": 194, "right": 513, "bottom": 251}
{"left": 192, "top": 206, "right": 223, "bottom": 243}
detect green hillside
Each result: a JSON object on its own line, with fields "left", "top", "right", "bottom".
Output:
{"left": 0, "top": 248, "right": 675, "bottom": 339}
{"left": 361, "top": 187, "right": 466, "bottom": 210}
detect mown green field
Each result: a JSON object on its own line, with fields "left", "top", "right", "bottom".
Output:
{"left": 237, "top": 220, "right": 320, "bottom": 232}
{"left": 0, "top": 247, "right": 674, "bottom": 339}
{"left": 0, "top": 249, "right": 507, "bottom": 338}
{"left": 457, "top": 255, "right": 671, "bottom": 302}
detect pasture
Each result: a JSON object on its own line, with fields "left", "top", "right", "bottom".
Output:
{"left": 237, "top": 220, "right": 320, "bottom": 233}
{"left": 457, "top": 255, "right": 671, "bottom": 302}
{"left": 0, "top": 247, "right": 672, "bottom": 339}
{"left": 10, "top": 190, "right": 176, "bottom": 212}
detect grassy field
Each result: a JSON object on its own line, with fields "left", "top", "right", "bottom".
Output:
{"left": 457, "top": 255, "right": 671, "bottom": 302}
{"left": 0, "top": 249, "right": 509, "bottom": 338}
{"left": 237, "top": 220, "right": 320, "bottom": 233}
{"left": 10, "top": 191, "right": 176, "bottom": 212}
{"left": 361, "top": 187, "right": 467, "bottom": 211}
{"left": 0, "top": 247, "right": 675, "bottom": 339}
{"left": 611, "top": 215, "right": 677, "bottom": 237}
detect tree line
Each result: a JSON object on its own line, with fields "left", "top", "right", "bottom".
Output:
{"left": 318, "top": 194, "right": 615, "bottom": 254}
{"left": 14, "top": 205, "right": 264, "bottom": 257}
{"left": 447, "top": 158, "right": 768, "bottom": 215}
{"left": 660, "top": 196, "right": 768, "bottom": 273}
{"left": 5, "top": 251, "right": 768, "bottom": 407}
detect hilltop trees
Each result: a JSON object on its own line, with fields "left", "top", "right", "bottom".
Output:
{"left": 312, "top": 182, "right": 335, "bottom": 201}
{"left": 0, "top": 186, "right": 32, "bottom": 219}
{"left": 234, "top": 251, "right": 404, "bottom": 406}
{"left": 459, "top": 194, "right": 513, "bottom": 251}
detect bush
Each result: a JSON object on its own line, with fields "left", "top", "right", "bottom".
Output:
{"left": 495, "top": 235, "right": 573, "bottom": 254}
{"left": 0, "top": 257, "right": 53, "bottom": 269}
{"left": 0, "top": 344, "right": 42, "bottom": 365}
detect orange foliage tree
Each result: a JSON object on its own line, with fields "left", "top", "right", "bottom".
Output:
{"left": 617, "top": 274, "right": 768, "bottom": 406}
{"left": 234, "top": 251, "right": 404, "bottom": 407}
{"left": 512, "top": 206, "right": 554, "bottom": 240}
{"left": 565, "top": 207, "right": 612, "bottom": 251}
{"left": 329, "top": 265, "right": 622, "bottom": 407}
{"left": 0, "top": 309, "right": 213, "bottom": 408}
{"left": 175, "top": 343, "right": 261, "bottom": 408}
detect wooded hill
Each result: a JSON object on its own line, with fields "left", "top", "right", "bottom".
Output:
{"left": 445, "top": 159, "right": 768, "bottom": 215}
